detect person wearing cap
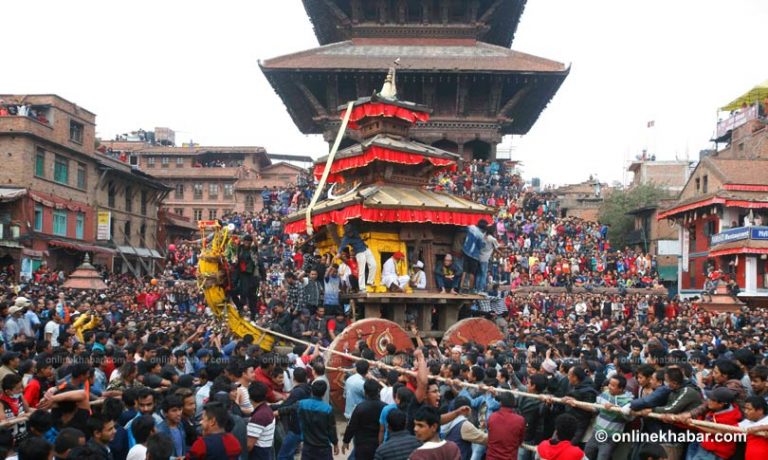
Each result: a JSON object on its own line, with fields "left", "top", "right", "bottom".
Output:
{"left": 382, "top": 252, "right": 409, "bottom": 292}
{"left": 682, "top": 387, "right": 742, "bottom": 460}
{"left": 3, "top": 303, "right": 25, "bottom": 345}
{"left": 410, "top": 261, "right": 427, "bottom": 290}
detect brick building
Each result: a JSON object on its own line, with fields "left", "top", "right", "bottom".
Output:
{"left": 659, "top": 86, "right": 768, "bottom": 300}
{"left": 624, "top": 157, "right": 692, "bottom": 293}
{"left": 100, "top": 139, "right": 310, "bottom": 220}
{"left": 0, "top": 95, "right": 168, "bottom": 277}
{"left": 553, "top": 177, "right": 608, "bottom": 221}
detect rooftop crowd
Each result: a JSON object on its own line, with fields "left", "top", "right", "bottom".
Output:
{"left": 0, "top": 160, "right": 764, "bottom": 460}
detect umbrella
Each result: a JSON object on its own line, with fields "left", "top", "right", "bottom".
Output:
{"left": 721, "top": 79, "right": 768, "bottom": 111}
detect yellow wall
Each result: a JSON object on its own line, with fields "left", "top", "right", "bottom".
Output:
{"left": 317, "top": 231, "right": 408, "bottom": 292}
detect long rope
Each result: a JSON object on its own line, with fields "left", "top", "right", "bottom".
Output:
{"left": 252, "top": 323, "right": 767, "bottom": 437}
{"left": 305, "top": 101, "right": 355, "bottom": 235}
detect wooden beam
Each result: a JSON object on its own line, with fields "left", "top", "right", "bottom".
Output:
{"left": 497, "top": 85, "right": 531, "bottom": 118}
{"left": 322, "top": 0, "right": 351, "bottom": 25}
{"left": 296, "top": 82, "right": 328, "bottom": 117}
{"left": 479, "top": 0, "right": 503, "bottom": 22}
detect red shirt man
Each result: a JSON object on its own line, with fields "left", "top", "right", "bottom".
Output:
{"left": 486, "top": 394, "right": 525, "bottom": 460}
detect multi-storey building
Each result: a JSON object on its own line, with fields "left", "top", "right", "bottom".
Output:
{"left": 261, "top": 0, "right": 569, "bottom": 162}
{"left": 0, "top": 95, "right": 167, "bottom": 276}
{"left": 109, "top": 143, "right": 309, "bottom": 219}
{"left": 659, "top": 86, "right": 768, "bottom": 301}
{"left": 624, "top": 156, "right": 692, "bottom": 293}
{"left": 553, "top": 177, "right": 608, "bottom": 221}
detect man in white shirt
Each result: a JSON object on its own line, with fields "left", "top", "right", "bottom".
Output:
{"left": 44, "top": 312, "right": 61, "bottom": 347}
{"left": 410, "top": 261, "right": 427, "bottom": 290}
{"left": 382, "top": 252, "right": 410, "bottom": 292}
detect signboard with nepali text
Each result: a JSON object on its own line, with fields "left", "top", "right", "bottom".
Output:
{"left": 97, "top": 211, "right": 111, "bottom": 240}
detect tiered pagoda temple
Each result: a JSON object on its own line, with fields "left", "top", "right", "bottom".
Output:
{"left": 261, "top": 0, "right": 569, "bottom": 161}
{"left": 284, "top": 69, "right": 494, "bottom": 331}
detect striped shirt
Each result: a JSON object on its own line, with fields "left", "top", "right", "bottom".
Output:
{"left": 594, "top": 391, "right": 633, "bottom": 437}
{"left": 374, "top": 430, "right": 423, "bottom": 460}
{"left": 247, "top": 403, "right": 276, "bottom": 448}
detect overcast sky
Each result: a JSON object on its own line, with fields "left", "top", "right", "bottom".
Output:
{"left": 3, "top": 0, "right": 767, "bottom": 186}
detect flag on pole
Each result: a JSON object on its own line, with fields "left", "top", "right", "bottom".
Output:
{"left": 647, "top": 120, "right": 655, "bottom": 128}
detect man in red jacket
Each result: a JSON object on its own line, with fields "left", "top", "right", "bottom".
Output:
{"left": 486, "top": 391, "right": 525, "bottom": 460}
{"left": 536, "top": 414, "right": 585, "bottom": 460}
{"left": 686, "top": 387, "right": 742, "bottom": 460}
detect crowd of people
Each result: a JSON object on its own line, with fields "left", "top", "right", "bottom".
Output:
{"left": 0, "top": 158, "right": 765, "bottom": 460}
{"left": 0, "top": 100, "right": 50, "bottom": 125}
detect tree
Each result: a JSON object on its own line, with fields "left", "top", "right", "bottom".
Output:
{"left": 598, "top": 183, "right": 670, "bottom": 250}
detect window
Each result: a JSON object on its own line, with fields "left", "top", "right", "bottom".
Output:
{"left": 35, "top": 148, "right": 45, "bottom": 177}
{"left": 176, "top": 157, "right": 184, "bottom": 168}
{"left": 193, "top": 209, "right": 203, "bottom": 221}
{"left": 125, "top": 187, "right": 133, "bottom": 213}
{"left": 53, "top": 210, "right": 67, "bottom": 236}
{"left": 208, "top": 209, "right": 217, "bottom": 220}
{"left": 705, "top": 220, "right": 717, "bottom": 237}
{"left": 173, "top": 208, "right": 184, "bottom": 216}
{"left": 245, "top": 195, "right": 255, "bottom": 211}
{"left": 175, "top": 184, "right": 184, "bottom": 199}
{"left": 123, "top": 221, "right": 131, "bottom": 245}
{"left": 54, "top": 156, "right": 69, "bottom": 184}
{"left": 208, "top": 183, "right": 219, "bottom": 199}
{"left": 147, "top": 157, "right": 156, "bottom": 168}
{"left": 161, "top": 157, "right": 170, "bottom": 168}
{"left": 689, "top": 260, "right": 696, "bottom": 288}
{"left": 75, "top": 213, "right": 84, "bottom": 240}
{"left": 108, "top": 182, "right": 117, "bottom": 208}
{"left": 193, "top": 183, "right": 203, "bottom": 200}
{"left": 695, "top": 178, "right": 700, "bottom": 192}
{"left": 34, "top": 205, "right": 43, "bottom": 231}
{"left": 69, "top": 120, "right": 84, "bottom": 143}
{"left": 223, "top": 184, "right": 234, "bottom": 199}
{"left": 702, "top": 175, "right": 708, "bottom": 194}
{"left": 140, "top": 191, "right": 148, "bottom": 215}
{"left": 139, "top": 224, "right": 146, "bottom": 245}
{"left": 76, "top": 163, "right": 86, "bottom": 190}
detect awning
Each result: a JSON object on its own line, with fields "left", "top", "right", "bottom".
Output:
{"left": 0, "top": 188, "right": 27, "bottom": 203}
{"left": 314, "top": 145, "right": 456, "bottom": 182}
{"left": 48, "top": 240, "right": 115, "bottom": 255}
{"left": 722, "top": 79, "right": 768, "bottom": 111}
{"left": 0, "top": 240, "right": 23, "bottom": 249}
{"left": 116, "top": 246, "right": 164, "bottom": 259}
{"left": 340, "top": 101, "right": 430, "bottom": 130}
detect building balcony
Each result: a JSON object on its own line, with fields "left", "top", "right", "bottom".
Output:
{"left": 0, "top": 113, "right": 54, "bottom": 139}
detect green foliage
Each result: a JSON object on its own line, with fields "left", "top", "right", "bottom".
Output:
{"left": 598, "top": 183, "right": 670, "bottom": 250}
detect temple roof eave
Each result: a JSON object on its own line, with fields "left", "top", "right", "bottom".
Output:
{"left": 283, "top": 185, "right": 495, "bottom": 226}
{"left": 315, "top": 134, "right": 461, "bottom": 164}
